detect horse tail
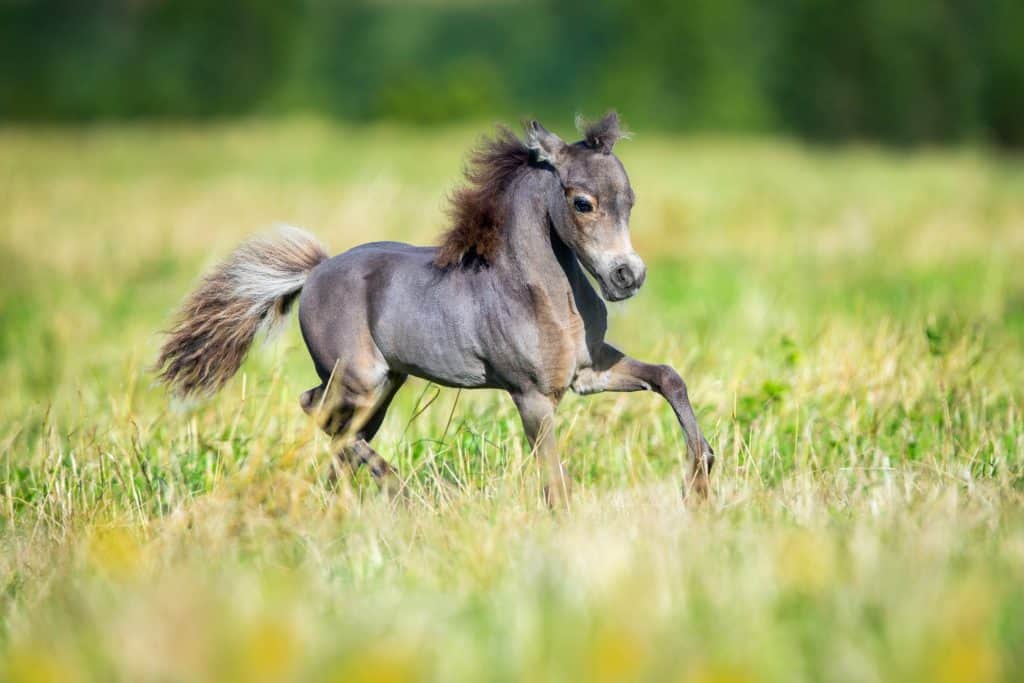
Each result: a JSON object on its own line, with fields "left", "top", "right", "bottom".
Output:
{"left": 155, "top": 225, "right": 329, "bottom": 397}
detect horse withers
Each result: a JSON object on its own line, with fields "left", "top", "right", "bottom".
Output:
{"left": 156, "top": 112, "right": 714, "bottom": 505}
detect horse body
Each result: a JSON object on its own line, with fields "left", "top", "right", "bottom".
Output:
{"left": 300, "top": 169, "right": 595, "bottom": 394}
{"left": 157, "top": 112, "right": 714, "bottom": 504}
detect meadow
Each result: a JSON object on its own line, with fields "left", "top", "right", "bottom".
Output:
{"left": 1, "top": 120, "right": 1022, "bottom": 682}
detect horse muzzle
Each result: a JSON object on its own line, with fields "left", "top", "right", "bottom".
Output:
{"left": 601, "top": 254, "right": 647, "bottom": 301}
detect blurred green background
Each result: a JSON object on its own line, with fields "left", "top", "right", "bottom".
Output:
{"left": 4, "top": 3, "right": 1024, "bottom": 681}
{"left": 3, "top": 0, "right": 1023, "bottom": 147}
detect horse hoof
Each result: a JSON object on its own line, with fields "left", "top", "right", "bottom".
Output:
{"left": 543, "top": 484, "right": 572, "bottom": 511}
{"left": 682, "top": 458, "right": 712, "bottom": 502}
{"left": 380, "top": 477, "right": 407, "bottom": 503}
{"left": 681, "top": 478, "right": 710, "bottom": 502}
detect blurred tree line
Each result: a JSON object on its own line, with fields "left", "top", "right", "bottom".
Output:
{"left": 2, "top": 0, "right": 1022, "bottom": 146}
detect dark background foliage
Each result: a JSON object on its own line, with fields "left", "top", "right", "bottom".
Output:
{"left": 2, "top": 0, "right": 1022, "bottom": 146}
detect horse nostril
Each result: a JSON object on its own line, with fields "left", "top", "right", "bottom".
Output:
{"left": 612, "top": 264, "right": 635, "bottom": 289}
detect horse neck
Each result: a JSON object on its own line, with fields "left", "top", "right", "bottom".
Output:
{"left": 497, "top": 167, "right": 579, "bottom": 294}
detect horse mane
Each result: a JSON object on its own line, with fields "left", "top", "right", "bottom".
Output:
{"left": 434, "top": 126, "right": 532, "bottom": 268}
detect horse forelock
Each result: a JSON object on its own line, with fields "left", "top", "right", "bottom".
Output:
{"left": 435, "top": 127, "right": 532, "bottom": 268}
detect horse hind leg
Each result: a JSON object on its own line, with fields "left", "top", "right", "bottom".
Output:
{"left": 301, "top": 373, "right": 407, "bottom": 497}
{"left": 344, "top": 440, "right": 402, "bottom": 498}
{"left": 339, "top": 374, "right": 407, "bottom": 498}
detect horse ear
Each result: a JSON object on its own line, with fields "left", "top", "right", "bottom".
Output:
{"left": 526, "top": 120, "right": 566, "bottom": 166}
{"left": 578, "top": 110, "right": 628, "bottom": 153}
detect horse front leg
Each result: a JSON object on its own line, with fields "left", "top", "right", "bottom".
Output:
{"left": 575, "top": 344, "right": 714, "bottom": 498}
{"left": 512, "top": 391, "right": 570, "bottom": 509}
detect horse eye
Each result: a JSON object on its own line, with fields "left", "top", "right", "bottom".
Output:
{"left": 573, "top": 197, "right": 594, "bottom": 213}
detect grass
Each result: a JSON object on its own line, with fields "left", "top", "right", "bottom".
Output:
{"left": 1, "top": 119, "right": 1023, "bottom": 682}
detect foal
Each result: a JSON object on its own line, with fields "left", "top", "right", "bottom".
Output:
{"left": 156, "top": 112, "right": 714, "bottom": 504}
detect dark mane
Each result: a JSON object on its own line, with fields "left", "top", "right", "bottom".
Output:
{"left": 435, "top": 126, "right": 532, "bottom": 268}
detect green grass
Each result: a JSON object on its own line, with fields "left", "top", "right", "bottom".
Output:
{"left": 1, "top": 120, "right": 1023, "bottom": 682}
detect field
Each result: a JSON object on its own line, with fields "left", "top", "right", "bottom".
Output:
{"left": 1, "top": 120, "right": 1023, "bottom": 682}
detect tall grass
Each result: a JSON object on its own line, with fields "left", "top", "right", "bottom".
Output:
{"left": 1, "top": 121, "right": 1022, "bottom": 682}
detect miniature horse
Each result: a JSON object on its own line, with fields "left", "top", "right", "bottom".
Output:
{"left": 156, "top": 112, "right": 714, "bottom": 505}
